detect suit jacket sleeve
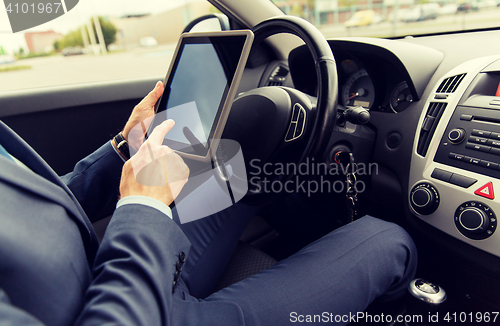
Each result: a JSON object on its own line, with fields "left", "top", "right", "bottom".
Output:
{"left": 75, "top": 204, "right": 191, "bottom": 326}
{"left": 60, "top": 142, "right": 124, "bottom": 223}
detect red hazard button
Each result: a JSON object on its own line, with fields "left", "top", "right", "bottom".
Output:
{"left": 474, "top": 182, "right": 495, "bottom": 200}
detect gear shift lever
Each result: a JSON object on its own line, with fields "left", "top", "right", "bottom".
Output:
{"left": 404, "top": 279, "right": 447, "bottom": 325}
{"left": 408, "top": 279, "right": 447, "bottom": 305}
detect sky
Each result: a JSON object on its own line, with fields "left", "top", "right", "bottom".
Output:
{"left": 0, "top": 0, "right": 199, "bottom": 53}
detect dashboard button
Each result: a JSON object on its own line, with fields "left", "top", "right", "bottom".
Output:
{"left": 474, "top": 182, "right": 494, "bottom": 200}
{"left": 490, "top": 147, "right": 500, "bottom": 156}
{"left": 471, "top": 129, "right": 491, "bottom": 137}
{"left": 469, "top": 136, "right": 488, "bottom": 144}
{"left": 460, "top": 114, "right": 473, "bottom": 121}
{"left": 486, "top": 139, "right": 500, "bottom": 147}
{"left": 448, "top": 128, "right": 466, "bottom": 144}
{"left": 490, "top": 132, "right": 500, "bottom": 140}
{"left": 410, "top": 183, "right": 439, "bottom": 215}
{"left": 454, "top": 201, "right": 496, "bottom": 240}
{"left": 449, "top": 174, "right": 477, "bottom": 188}
{"left": 465, "top": 143, "right": 491, "bottom": 153}
{"left": 459, "top": 207, "right": 489, "bottom": 233}
{"left": 480, "top": 160, "right": 499, "bottom": 170}
{"left": 412, "top": 188, "right": 433, "bottom": 207}
{"left": 464, "top": 156, "right": 480, "bottom": 165}
{"left": 448, "top": 152, "right": 464, "bottom": 161}
{"left": 431, "top": 168, "right": 452, "bottom": 182}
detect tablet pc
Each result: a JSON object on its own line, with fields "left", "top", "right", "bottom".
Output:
{"left": 149, "top": 30, "right": 254, "bottom": 161}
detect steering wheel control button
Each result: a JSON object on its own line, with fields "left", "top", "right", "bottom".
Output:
{"left": 408, "top": 279, "right": 447, "bottom": 305}
{"left": 294, "top": 109, "right": 306, "bottom": 138}
{"left": 474, "top": 182, "right": 494, "bottom": 200}
{"left": 431, "top": 168, "right": 452, "bottom": 182}
{"left": 449, "top": 173, "right": 477, "bottom": 188}
{"left": 410, "top": 183, "right": 439, "bottom": 215}
{"left": 455, "top": 201, "right": 496, "bottom": 240}
{"left": 448, "top": 128, "right": 466, "bottom": 144}
{"left": 285, "top": 103, "right": 306, "bottom": 142}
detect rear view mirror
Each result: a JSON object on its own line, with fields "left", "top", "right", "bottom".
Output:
{"left": 183, "top": 13, "right": 230, "bottom": 33}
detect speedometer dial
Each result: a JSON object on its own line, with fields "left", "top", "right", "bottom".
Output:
{"left": 342, "top": 69, "right": 375, "bottom": 110}
{"left": 390, "top": 81, "right": 413, "bottom": 113}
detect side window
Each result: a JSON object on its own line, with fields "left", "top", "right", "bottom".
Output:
{"left": 0, "top": 0, "right": 218, "bottom": 92}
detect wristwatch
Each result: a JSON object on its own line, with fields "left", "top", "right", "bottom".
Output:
{"left": 112, "top": 132, "right": 130, "bottom": 160}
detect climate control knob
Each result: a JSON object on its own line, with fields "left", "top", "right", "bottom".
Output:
{"left": 458, "top": 207, "right": 489, "bottom": 233}
{"left": 410, "top": 183, "right": 440, "bottom": 215}
{"left": 455, "top": 201, "right": 497, "bottom": 240}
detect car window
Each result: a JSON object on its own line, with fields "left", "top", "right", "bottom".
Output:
{"left": 272, "top": 0, "right": 500, "bottom": 39}
{"left": 0, "top": 0, "right": 218, "bottom": 92}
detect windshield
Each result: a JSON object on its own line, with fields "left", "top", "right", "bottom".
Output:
{"left": 272, "top": 0, "right": 500, "bottom": 38}
{"left": 0, "top": 0, "right": 217, "bottom": 92}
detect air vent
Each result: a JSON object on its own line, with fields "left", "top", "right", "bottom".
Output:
{"left": 417, "top": 102, "right": 448, "bottom": 156}
{"left": 436, "top": 74, "right": 466, "bottom": 93}
{"left": 267, "top": 65, "right": 289, "bottom": 86}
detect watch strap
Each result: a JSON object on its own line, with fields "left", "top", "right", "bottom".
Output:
{"left": 113, "top": 132, "right": 130, "bottom": 160}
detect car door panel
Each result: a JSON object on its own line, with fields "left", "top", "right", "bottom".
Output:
{"left": 0, "top": 78, "right": 159, "bottom": 175}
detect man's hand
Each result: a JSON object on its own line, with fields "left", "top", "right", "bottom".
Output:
{"left": 120, "top": 119, "right": 189, "bottom": 206}
{"left": 122, "top": 81, "right": 164, "bottom": 150}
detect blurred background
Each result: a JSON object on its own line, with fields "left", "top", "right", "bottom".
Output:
{"left": 1, "top": 0, "right": 499, "bottom": 92}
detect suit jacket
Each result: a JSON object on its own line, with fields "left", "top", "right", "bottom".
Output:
{"left": 0, "top": 121, "right": 244, "bottom": 326}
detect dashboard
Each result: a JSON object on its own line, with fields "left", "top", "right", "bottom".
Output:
{"left": 250, "top": 32, "right": 500, "bottom": 285}
{"left": 286, "top": 38, "right": 443, "bottom": 116}
{"left": 409, "top": 56, "right": 500, "bottom": 257}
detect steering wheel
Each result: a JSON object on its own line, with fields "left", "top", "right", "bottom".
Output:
{"left": 219, "top": 16, "right": 338, "bottom": 204}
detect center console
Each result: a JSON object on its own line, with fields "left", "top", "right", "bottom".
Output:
{"left": 409, "top": 55, "right": 500, "bottom": 258}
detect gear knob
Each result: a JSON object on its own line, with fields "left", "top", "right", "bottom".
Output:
{"left": 408, "top": 278, "right": 447, "bottom": 305}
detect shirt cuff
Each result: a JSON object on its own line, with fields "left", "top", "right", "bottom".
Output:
{"left": 117, "top": 196, "right": 173, "bottom": 219}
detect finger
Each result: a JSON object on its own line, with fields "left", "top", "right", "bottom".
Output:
{"left": 136, "top": 81, "right": 164, "bottom": 109}
{"left": 148, "top": 119, "right": 175, "bottom": 146}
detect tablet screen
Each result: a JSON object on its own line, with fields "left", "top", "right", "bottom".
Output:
{"left": 151, "top": 31, "right": 253, "bottom": 160}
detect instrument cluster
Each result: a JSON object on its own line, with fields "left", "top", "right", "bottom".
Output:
{"left": 338, "top": 58, "right": 414, "bottom": 114}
